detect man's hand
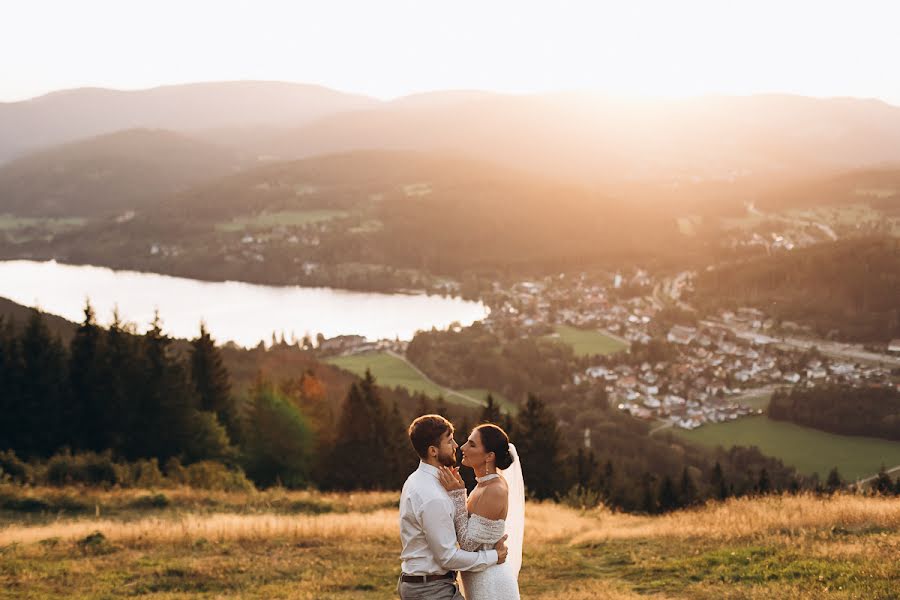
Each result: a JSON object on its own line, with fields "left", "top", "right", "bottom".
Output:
{"left": 494, "top": 534, "right": 509, "bottom": 564}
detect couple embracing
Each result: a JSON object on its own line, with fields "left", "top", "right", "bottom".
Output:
{"left": 398, "top": 414, "right": 524, "bottom": 600}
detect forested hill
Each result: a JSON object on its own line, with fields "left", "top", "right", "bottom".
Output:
{"left": 692, "top": 236, "right": 900, "bottom": 342}
{"left": 0, "top": 129, "right": 238, "bottom": 217}
{"left": 154, "top": 150, "right": 688, "bottom": 273}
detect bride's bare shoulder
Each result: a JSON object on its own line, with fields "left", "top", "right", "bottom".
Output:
{"left": 473, "top": 480, "right": 509, "bottom": 521}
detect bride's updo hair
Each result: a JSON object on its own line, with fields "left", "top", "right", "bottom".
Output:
{"left": 475, "top": 424, "right": 514, "bottom": 470}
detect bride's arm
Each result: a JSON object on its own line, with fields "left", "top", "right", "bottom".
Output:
{"left": 439, "top": 469, "right": 509, "bottom": 551}
{"left": 437, "top": 467, "right": 480, "bottom": 550}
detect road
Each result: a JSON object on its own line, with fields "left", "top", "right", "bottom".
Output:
{"left": 703, "top": 319, "right": 900, "bottom": 368}
{"left": 856, "top": 464, "right": 900, "bottom": 486}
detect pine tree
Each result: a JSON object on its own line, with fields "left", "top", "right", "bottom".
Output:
{"left": 0, "top": 316, "right": 22, "bottom": 451}
{"left": 17, "top": 311, "right": 68, "bottom": 456}
{"left": 711, "top": 461, "right": 728, "bottom": 500}
{"left": 658, "top": 474, "right": 678, "bottom": 512}
{"left": 515, "top": 394, "right": 563, "bottom": 499}
{"left": 757, "top": 468, "right": 771, "bottom": 494}
{"left": 325, "top": 371, "right": 391, "bottom": 490}
{"left": 679, "top": 466, "right": 698, "bottom": 506}
{"left": 190, "top": 322, "right": 233, "bottom": 424}
{"left": 434, "top": 395, "right": 450, "bottom": 420}
{"left": 414, "top": 394, "right": 432, "bottom": 416}
{"left": 641, "top": 472, "right": 658, "bottom": 514}
{"left": 383, "top": 400, "right": 414, "bottom": 489}
{"left": 102, "top": 310, "right": 140, "bottom": 456}
{"left": 68, "top": 301, "right": 105, "bottom": 450}
{"left": 480, "top": 393, "right": 501, "bottom": 424}
{"left": 825, "top": 467, "right": 843, "bottom": 494}
{"left": 873, "top": 465, "right": 893, "bottom": 495}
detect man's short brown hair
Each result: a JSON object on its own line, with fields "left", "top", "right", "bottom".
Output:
{"left": 408, "top": 414, "right": 454, "bottom": 459}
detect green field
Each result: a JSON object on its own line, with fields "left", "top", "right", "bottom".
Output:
{"left": 325, "top": 352, "right": 516, "bottom": 413}
{"left": 215, "top": 209, "right": 349, "bottom": 232}
{"left": 550, "top": 325, "right": 628, "bottom": 357}
{"left": 0, "top": 215, "right": 87, "bottom": 231}
{"left": 674, "top": 415, "right": 900, "bottom": 481}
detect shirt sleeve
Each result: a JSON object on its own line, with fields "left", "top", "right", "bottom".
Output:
{"left": 420, "top": 496, "right": 498, "bottom": 572}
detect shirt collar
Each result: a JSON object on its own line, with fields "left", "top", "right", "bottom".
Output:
{"left": 417, "top": 461, "right": 440, "bottom": 478}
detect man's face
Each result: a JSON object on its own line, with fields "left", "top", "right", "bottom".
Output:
{"left": 433, "top": 430, "right": 458, "bottom": 467}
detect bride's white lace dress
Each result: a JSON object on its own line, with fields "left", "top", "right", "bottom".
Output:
{"left": 449, "top": 483, "right": 521, "bottom": 600}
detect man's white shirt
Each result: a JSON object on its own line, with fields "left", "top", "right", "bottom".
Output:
{"left": 399, "top": 461, "right": 499, "bottom": 575}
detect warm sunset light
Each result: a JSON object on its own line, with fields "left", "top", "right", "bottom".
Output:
{"left": 2, "top": 0, "right": 899, "bottom": 104}
{"left": 2, "top": 2, "right": 899, "bottom": 598}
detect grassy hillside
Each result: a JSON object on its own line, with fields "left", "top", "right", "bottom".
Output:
{"left": 324, "top": 351, "right": 514, "bottom": 413}
{"left": 673, "top": 415, "right": 900, "bottom": 481}
{"left": 0, "top": 486, "right": 897, "bottom": 598}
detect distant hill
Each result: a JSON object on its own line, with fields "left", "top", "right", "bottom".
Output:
{"left": 758, "top": 166, "right": 900, "bottom": 212}
{"left": 6, "top": 84, "right": 900, "bottom": 185}
{"left": 0, "top": 129, "right": 239, "bottom": 216}
{"left": 692, "top": 236, "right": 900, "bottom": 342}
{"left": 0, "top": 296, "right": 77, "bottom": 344}
{"left": 0, "top": 81, "right": 381, "bottom": 163}
{"left": 261, "top": 93, "right": 900, "bottom": 184}
{"left": 159, "top": 149, "right": 687, "bottom": 272}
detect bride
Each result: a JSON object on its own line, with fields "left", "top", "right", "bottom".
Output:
{"left": 438, "top": 424, "right": 524, "bottom": 600}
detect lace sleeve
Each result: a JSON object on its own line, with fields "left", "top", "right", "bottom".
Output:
{"left": 449, "top": 489, "right": 505, "bottom": 551}
{"left": 448, "top": 489, "right": 478, "bottom": 551}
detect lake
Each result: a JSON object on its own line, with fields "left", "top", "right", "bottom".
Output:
{"left": 0, "top": 260, "right": 488, "bottom": 346}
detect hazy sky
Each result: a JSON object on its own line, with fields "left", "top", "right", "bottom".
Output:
{"left": 2, "top": 0, "right": 898, "bottom": 104}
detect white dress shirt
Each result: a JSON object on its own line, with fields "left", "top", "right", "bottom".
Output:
{"left": 399, "top": 461, "right": 499, "bottom": 575}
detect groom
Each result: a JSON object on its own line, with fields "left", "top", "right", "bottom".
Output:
{"left": 398, "top": 414, "right": 508, "bottom": 599}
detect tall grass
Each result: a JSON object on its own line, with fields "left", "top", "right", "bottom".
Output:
{"left": 570, "top": 493, "right": 900, "bottom": 545}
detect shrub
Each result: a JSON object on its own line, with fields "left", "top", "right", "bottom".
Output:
{"left": 0, "top": 450, "right": 32, "bottom": 484}
{"left": 44, "top": 450, "right": 123, "bottom": 487}
{"left": 128, "top": 459, "right": 167, "bottom": 488}
{"left": 184, "top": 461, "right": 255, "bottom": 492}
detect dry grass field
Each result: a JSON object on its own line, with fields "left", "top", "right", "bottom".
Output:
{"left": 1, "top": 485, "right": 898, "bottom": 599}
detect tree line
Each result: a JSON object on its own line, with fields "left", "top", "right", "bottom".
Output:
{"left": 4, "top": 307, "right": 897, "bottom": 513}
{"left": 768, "top": 384, "right": 900, "bottom": 441}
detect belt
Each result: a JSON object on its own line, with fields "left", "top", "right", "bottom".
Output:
{"left": 400, "top": 571, "right": 456, "bottom": 583}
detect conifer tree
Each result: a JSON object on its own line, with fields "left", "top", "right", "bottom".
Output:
{"left": 18, "top": 312, "right": 67, "bottom": 456}
{"left": 679, "top": 466, "right": 698, "bottom": 506}
{"left": 825, "top": 467, "right": 843, "bottom": 494}
{"left": 68, "top": 301, "right": 105, "bottom": 450}
{"left": 480, "top": 393, "right": 501, "bottom": 424}
{"left": 190, "top": 323, "right": 233, "bottom": 424}
{"left": 658, "top": 474, "right": 678, "bottom": 512}
{"left": 757, "top": 468, "right": 771, "bottom": 494}
{"left": 102, "top": 310, "right": 140, "bottom": 456}
{"left": 325, "top": 371, "right": 390, "bottom": 490}
{"left": 711, "top": 461, "right": 728, "bottom": 500}
{"left": 0, "top": 316, "right": 21, "bottom": 451}
{"left": 873, "top": 465, "right": 893, "bottom": 495}
{"left": 515, "top": 394, "right": 563, "bottom": 499}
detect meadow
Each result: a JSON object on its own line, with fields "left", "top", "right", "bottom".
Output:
{"left": 324, "top": 351, "right": 515, "bottom": 413}
{"left": 1, "top": 485, "right": 898, "bottom": 599}
{"left": 550, "top": 325, "right": 629, "bottom": 357}
{"left": 673, "top": 416, "right": 900, "bottom": 481}
{"left": 215, "top": 209, "right": 349, "bottom": 232}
